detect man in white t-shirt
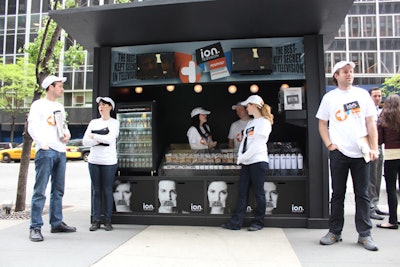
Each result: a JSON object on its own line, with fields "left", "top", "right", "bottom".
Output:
{"left": 28, "top": 75, "right": 76, "bottom": 242}
{"left": 316, "top": 61, "right": 379, "bottom": 251}
{"left": 228, "top": 102, "right": 251, "bottom": 149}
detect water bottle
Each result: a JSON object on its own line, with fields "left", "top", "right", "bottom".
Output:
{"left": 297, "top": 153, "right": 303, "bottom": 175}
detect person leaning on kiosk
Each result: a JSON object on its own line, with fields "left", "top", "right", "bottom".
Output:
{"left": 222, "top": 95, "right": 274, "bottom": 231}
{"left": 83, "top": 96, "right": 120, "bottom": 231}
{"left": 316, "top": 61, "right": 379, "bottom": 251}
{"left": 376, "top": 94, "right": 400, "bottom": 230}
{"left": 228, "top": 101, "right": 252, "bottom": 149}
{"left": 187, "top": 107, "right": 217, "bottom": 150}
{"left": 27, "top": 75, "right": 76, "bottom": 242}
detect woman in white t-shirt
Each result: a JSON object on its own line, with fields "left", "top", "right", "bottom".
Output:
{"left": 83, "top": 96, "right": 120, "bottom": 232}
{"left": 222, "top": 95, "right": 274, "bottom": 231}
{"left": 187, "top": 107, "right": 217, "bottom": 150}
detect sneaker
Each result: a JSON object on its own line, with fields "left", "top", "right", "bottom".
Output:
{"left": 358, "top": 235, "right": 379, "bottom": 251}
{"left": 104, "top": 223, "right": 113, "bottom": 231}
{"left": 248, "top": 225, "right": 263, "bottom": 231}
{"left": 89, "top": 221, "right": 101, "bottom": 231}
{"left": 29, "top": 228, "right": 44, "bottom": 242}
{"left": 320, "top": 232, "right": 342, "bottom": 245}
{"left": 51, "top": 222, "right": 77, "bottom": 233}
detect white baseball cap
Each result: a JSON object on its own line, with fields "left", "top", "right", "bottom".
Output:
{"left": 96, "top": 96, "right": 115, "bottom": 110}
{"left": 190, "top": 107, "right": 210, "bottom": 118}
{"left": 332, "top": 61, "right": 355, "bottom": 76}
{"left": 41, "top": 75, "right": 67, "bottom": 89}
{"left": 241, "top": 95, "right": 264, "bottom": 107}
{"left": 232, "top": 101, "right": 246, "bottom": 110}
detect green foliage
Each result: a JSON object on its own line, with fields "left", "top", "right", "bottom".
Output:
{"left": 22, "top": 17, "right": 64, "bottom": 75}
{"left": 382, "top": 73, "right": 400, "bottom": 97}
{"left": 0, "top": 58, "right": 36, "bottom": 113}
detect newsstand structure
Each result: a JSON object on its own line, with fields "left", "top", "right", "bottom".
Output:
{"left": 51, "top": 0, "right": 355, "bottom": 228}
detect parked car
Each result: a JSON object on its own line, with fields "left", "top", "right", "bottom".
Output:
{"left": 0, "top": 142, "right": 83, "bottom": 163}
{"left": 0, "top": 142, "right": 19, "bottom": 150}
{"left": 67, "top": 139, "right": 90, "bottom": 162}
{"left": 0, "top": 143, "right": 35, "bottom": 163}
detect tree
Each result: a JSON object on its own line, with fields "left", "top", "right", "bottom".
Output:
{"left": 0, "top": 58, "right": 36, "bottom": 142}
{"left": 381, "top": 73, "right": 400, "bottom": 97}
{"left": 14, "top": 0, "right": 85, "bottom": 212}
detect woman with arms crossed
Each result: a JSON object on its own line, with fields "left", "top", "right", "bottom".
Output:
{"left": 83, "top": 97, "right": 120, "bottom": 231}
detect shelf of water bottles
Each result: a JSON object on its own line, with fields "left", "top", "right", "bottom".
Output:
{"left": 267, "top": 142, "right": 305, "bottom": 176}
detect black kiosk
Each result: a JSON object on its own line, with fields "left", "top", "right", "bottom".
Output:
{"left": 51, "top": 0, "right": 355, "bottom": 228}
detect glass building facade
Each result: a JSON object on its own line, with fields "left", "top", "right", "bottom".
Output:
{"left": 325, "top": 0, "right": 400, "bottom": 89}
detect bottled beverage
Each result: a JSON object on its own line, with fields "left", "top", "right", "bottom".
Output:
{"left": 297, "top": 153, "right": 303, "bottom": 175}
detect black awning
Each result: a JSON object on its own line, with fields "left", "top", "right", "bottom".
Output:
{"left": 50, "top": 0, "right": 354, "bottom": 50}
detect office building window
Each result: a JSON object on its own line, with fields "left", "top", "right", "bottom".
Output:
{"left": 380, "top": 52, "right": 394, "bottom": 73}
{"left": 379, "top": 2, "right": 400, "bottom": 14}
{"left": 380, "top": 38, "right": 400, "bottom": 50}
{"left": 349, "top": 39, "right": 377, "bottom": 50}
{"left": 349, "top": 2, "right": 375, "bottom": 15}
{"left": 349, "top": 16, "right": 361, "bottom": 37}
{"left": 7, "top": 0, "right": 17, "bottom": 15}
{"left": 395, "top": 15, "right": 400, "bottom": 36}
{"left": 363, "top": 16, "right": 376, "bottom": 36}
{"left": 364, "top": 52, "right": 377, "bottom": 73}
{"left": 350, "top": 52, "right": 362, "bottom": 73}
{"left": 380, "top": 15, "right": 393, "bottom": 36}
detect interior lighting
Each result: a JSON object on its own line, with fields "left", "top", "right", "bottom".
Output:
{"left": 250, "top": 84, "right": 259, "bottom": 93}
{"left": 166, "top": 85, "right": 175, "bottom": 92}
{"left": 135, "top": 87, "right": 143, "bottom": 94}
{"left": 228, "top": 85, "right": 237, "bottom": 94}
{"left": 194, "top": 84, "right": 203, "bottom": 93}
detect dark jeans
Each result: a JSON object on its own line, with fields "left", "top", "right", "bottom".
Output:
{"left": 329, "top": 150, "right": 372, "bottom": 237}
{"left": 227, "top": 161, "right": 268, "bottom": 229}
{"left": 383, "top": 159, "right": 400, "bottom": 225}
{"left": 88, "top": 163, "right": 118, "bottom": 223}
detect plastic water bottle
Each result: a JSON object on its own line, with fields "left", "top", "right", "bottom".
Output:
{"left": 297, "top": 153, "right": 303, "bottom": 175}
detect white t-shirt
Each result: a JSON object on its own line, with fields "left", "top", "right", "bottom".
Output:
{"left": 187, "top": 125, "right": 212, "bottom": 150}
{"left": 28, "top": 98, "right": 70, "bottom": 152}
{"left": 228, "top": 119, "right": 251, "bottom": 149}
{"left": 82, "top": 117, "right": 120, "bottom": 165}
{"left": 316, "top": 86, "right": 377, "bottom": 158}
{"left": 237, "top": 117, "right": 271, "bottom": 165}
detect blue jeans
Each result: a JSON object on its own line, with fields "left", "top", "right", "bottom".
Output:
{"left": 88, "top": 163, "right": 117, "bottom": 223}
{"left": 228, "top": 162, "right": 268, "bottom": 229}
{"left": 329, "top": 150, "right": 372, "bottom": 237}
{"left": 383, "top": 159, "right": 400, "bottom": 225}
{"left": 30, "top": 149, "right": 66, "bottom": 229}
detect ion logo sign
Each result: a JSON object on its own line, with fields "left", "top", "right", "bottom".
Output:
{"left": 195, "top": 42, "right": 225, "bottom": 64}
{"left": 191, "top": 203, "right": 203, "bottom": 212}
{"left": 291, "top": 204, "right": 304, "bottom": 213}
{"left": 142, "top": 203, "right": 155, "bottom": 211}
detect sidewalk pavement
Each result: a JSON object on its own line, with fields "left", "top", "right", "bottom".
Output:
{"left": 0, "top": 203, "right": 399, "bottom": 267}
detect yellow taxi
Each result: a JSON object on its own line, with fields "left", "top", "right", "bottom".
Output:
{"left": 0, "top": 142, "right": 82, "bottom": 163}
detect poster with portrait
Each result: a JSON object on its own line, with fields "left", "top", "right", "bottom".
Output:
{"left": 113, "top": 179, "right": 156, "bottom": 213}
{"left": 157, "top": 179, "right": 205, "bottom": 214}
{"left": 207, "top": 180, "right": 239, "bottom": 215}
{"left": 247, "top": 180, "right": 307, "bottom": 215}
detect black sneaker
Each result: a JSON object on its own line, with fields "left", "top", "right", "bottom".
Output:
{"left": 248, "top": 225, "right": 263, "bottom": 231}
{"left": 89, "top": 222, "right": 100, "bottom": 231}
{"left": 104, "top": 223, "right": 113, "bottom": 231}
{"left": 51, "top": 222, "right": 77, "bottom": 233}
{"left": 29, "top": 228, "right": 44, "bottom": 242}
